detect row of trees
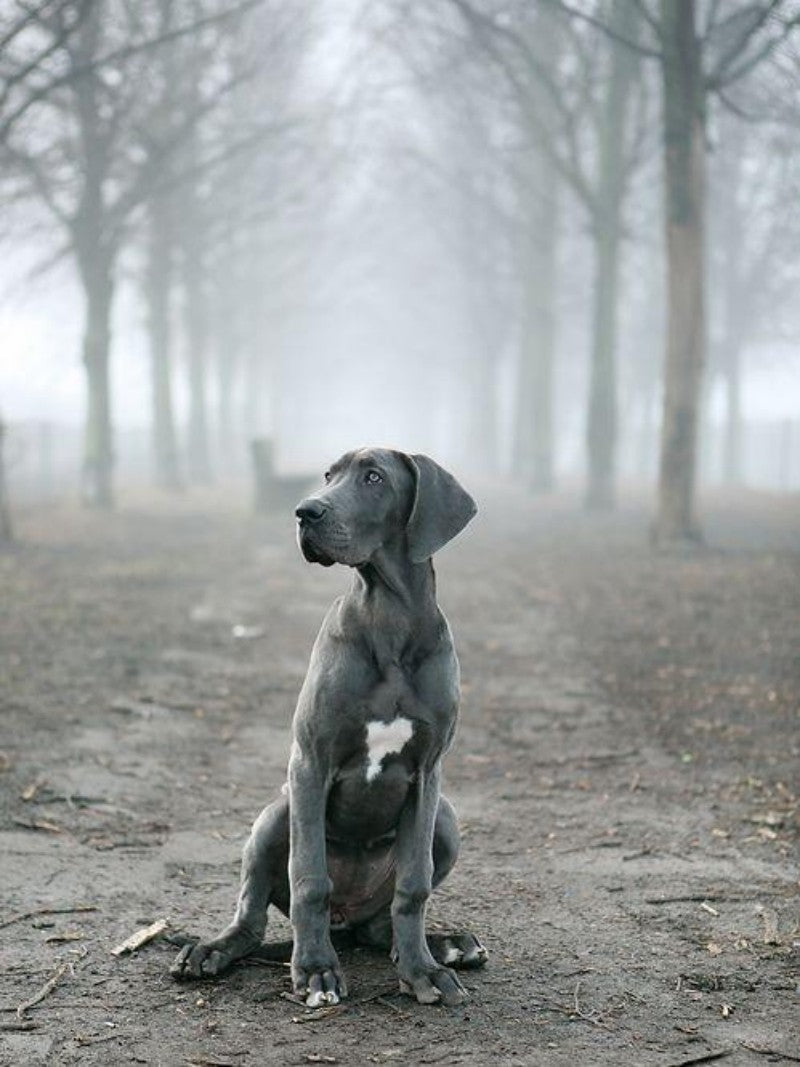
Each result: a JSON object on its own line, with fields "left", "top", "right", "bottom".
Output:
{"left": 0, "top": 0, "right": 329, "bottom": 508}
{"left": 373, "top": 0, "right": 800, "bottom": 542}
{"left": 1, "top": 1, "right": 798, "bottom": 546}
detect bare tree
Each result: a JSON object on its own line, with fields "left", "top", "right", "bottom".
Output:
{"left": 0, "top": 0, "right": 309, "bottom": 503}
{"left": 0, "top": 414, "right": 13, "bottom": 543}
{"left": 440, "top": 0, "right": 654, "bottom": 506}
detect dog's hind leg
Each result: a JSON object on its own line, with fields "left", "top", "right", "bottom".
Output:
{"left": 171, "top": 795, "right": 291, "bottom": 979}
{"left": 354, "top": 796, "right": 487, "bottom": 970}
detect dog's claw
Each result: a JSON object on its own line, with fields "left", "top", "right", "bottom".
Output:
{"left": 399, "top": 966, "right": 467, "bottom": 1007}
{"left": 170, "top": 935, "right": 250, "bottom": 980}
{"left": 305, "top": 988, "right": 340, "bottom": 1008}
{"left": 294, "top": 958, "right": 347, "bottom": 1009}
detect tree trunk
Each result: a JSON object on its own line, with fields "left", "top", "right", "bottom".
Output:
{"left": 722, "top": 339, "right": 742, "bottom": 485}
{"left": 654, "top": 0, "right": 705, "bottom": 543}
{"left": 513, "top": 7, "right": 562, "bottom": 492}
{"left": 79, "top": 258, "right": 115, "bottom": 508}
{"left": 146, "top": 193, "right": 182, "bottom": 490}
{"left": 465, "top": 336, "right": 499, "bottom": 475}
{"left": 183, "top": 230, "right": 212, "bottom": 484}
{"left": 216, "top": 331, "right": 238, "bottom": 475}
{"left": 585, "top": 0, "right": 638, "bottom": 510}
{"left": 514, "top": 170, "right": 558, "bottom": 493}
{"left": 72, "top": 6, "right": 115, "bottom": 509}
{"left": 585, "top": 226, "right": 620, "bottom": 508}
{"left": 715, "top": 115, "right": 745, "bottom": 489}
{"left": 0, "top": 417, "right": 13, "bottom": 543}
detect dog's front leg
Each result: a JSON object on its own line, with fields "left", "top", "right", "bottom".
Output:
{"left": 287, "top": 748, "right": 346, "bottom": 1007}
{"left": 392, "top": 763, "right": 467, "bottom": 1006}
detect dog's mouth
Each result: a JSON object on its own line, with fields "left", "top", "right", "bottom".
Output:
{"left": 297, "top": 525, "right": 337, "bottom": 567}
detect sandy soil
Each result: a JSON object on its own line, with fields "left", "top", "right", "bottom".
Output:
{"left": 1, "top": 486, "right": 798, "bottom": 1066}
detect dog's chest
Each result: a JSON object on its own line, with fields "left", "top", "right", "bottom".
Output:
{"left": 363, "top": 717, "right": 414, "bottom": 781}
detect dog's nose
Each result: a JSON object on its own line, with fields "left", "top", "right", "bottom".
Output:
{"left": 296, "top": 500, "right": 328, "bottom": 524}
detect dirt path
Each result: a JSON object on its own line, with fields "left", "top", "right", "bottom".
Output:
{"left": 1, "top": 489, "right": 797, "bottom": 1066}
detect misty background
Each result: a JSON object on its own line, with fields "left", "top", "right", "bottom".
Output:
{"left": 1, "top": 0, "right": 799, "bottom": 541}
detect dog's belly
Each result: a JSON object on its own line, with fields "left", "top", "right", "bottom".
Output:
{"left": 324, "top": 761, "right": 410, "bottom": 926}
{"left": 326, "top": 840, "right": 396, "bottom": 927}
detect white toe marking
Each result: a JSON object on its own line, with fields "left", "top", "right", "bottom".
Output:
{"left": 364, "top": 718, "right": 414, "bottom": 781}
{"left": 442, "top": 945, "right": 461, "bottom": 964}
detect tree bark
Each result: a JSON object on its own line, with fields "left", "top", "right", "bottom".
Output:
{"left": 514, "top": 164, "right": 558, "bottom": 493}
{"left": 78, "top": 254, "right": 115, "bottom": 508}
{"left": 182, "top": 209, "right": 212, "bottom": 484}
{"left": 512, "top": 7, "right": 562, "bottom": 493}
{"left": 72, "top": 5, "right": 116, "bottom": 509}
{"left": 722, "top": 339, "right": 742, "bottom": 485}
{"left": 585, "top": 0, "right": 638, "bottom": 510}
{"left": 215, "top": 322, "right": 238, "bottom": 473}
{"left": 465, "top": 335, "right": 499, "bottom": 476}
{"left": 0, "top": 417, "right": 13, "bottom": 543}
{"left": 585, "top": 225, "right": 620, "bottom": 509}
{"left": 654, "top": 0, "right": 705, "bottom": 543}
{"left": 146, "top": 192, "right": 182, "bottom": 490}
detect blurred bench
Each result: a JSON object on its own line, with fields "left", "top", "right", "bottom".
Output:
{"left": 250, "top": 438, "right": 316, "bottom": 516}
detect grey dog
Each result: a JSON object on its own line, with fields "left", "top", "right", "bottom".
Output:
{"left": 172, "top": 447, "right": 486, "bottom": 1007}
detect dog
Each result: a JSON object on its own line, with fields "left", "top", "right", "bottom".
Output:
{"left": 172, "top": 448, "right": 485, "bottom": 1007}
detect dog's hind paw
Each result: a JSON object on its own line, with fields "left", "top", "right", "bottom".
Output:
{"left": 427, "top": 932, "right": 487, "bottom": 970}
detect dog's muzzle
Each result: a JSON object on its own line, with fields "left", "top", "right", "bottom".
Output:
{"left": 296, "top": 499, "right": 336, "bottom": 567}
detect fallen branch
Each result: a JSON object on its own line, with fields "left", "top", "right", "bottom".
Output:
{"left": 16, "top": 961, "right": 70, "bottom": 1018}
{"left": 741, "top": 1044, "right": 800, "bottom": 1063}
{"left": 664, "top": 1051, "right": 733, "bottom": 1067}
{"left": 287, "top": 984, "right": 401, "bottom": 1024}
{"left": 644, "top": 892, "right": 783, "bottom": 905}
{"left": 0, "top": 904, "right": 97, "bottom": 931}
{"left": 111, "top": 919, "right": 169, "bottom": 956}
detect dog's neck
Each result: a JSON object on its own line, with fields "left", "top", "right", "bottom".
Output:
{"left": 349, "top": 541, "right": 439, "bottom": 660}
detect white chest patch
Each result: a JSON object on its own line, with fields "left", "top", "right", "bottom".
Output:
{"left": 364, "top": 717, "right": 414, "bottom": 782}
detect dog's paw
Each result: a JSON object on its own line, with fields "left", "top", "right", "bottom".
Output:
{"left": 170, "top": 930, "right": 256, "bottom": 980}
{"left": 292, "top": 946, "right": 348, "bottom": 1008}
{"left": 428, "top": 932, "right": 488, "bottom": 970}
{"left": 398, "top": 963, "right": 467, "bottom": 1007}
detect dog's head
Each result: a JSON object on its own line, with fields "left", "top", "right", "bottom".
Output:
{"left": 295, "top": 448, "right": 476, "bottom": 568}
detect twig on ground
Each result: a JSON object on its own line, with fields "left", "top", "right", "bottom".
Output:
{"left": 185, "top": 1058, "right": 239, "bottom": 1067}
{"left": 1, "top": 1019, "right": 40, "bottom": 1031}
{"left": 16, "top": 961, "right": 70, "bottom": 1018}
{"left": 741, "top": 1044, "right": 800, "bottom": 1063}
{"left": 111, "top": 918, "right": 169, "bottom": 956}
{"left": 286, "top": 984, "right": 402, "bottom": 1024}
{"left": 644, "top": 893, "right": 782, "bottom": 905}
{"left": 543, "top": 980, "right": 613, "bottom": 1030}
{"left": 11, "top": 817, "right": 65, "bottom": 833}
{"left": 0, "top": 904, "right": 97, "bottom": 931}
{"left": 664, "top": 1051, "right": 733, "bottom": 1067}
{"left": 45, "top": 931, "right": 84, "bottom": 944}
{"left": 375, "top": 996, "right": 406, "bottom": 1015}
{"left": 74, "top": 1032, "right": 123, "bottom": 1046}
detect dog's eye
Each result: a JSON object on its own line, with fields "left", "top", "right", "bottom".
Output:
{"left": 365, "top": 470, "right": 382, "bottom": 485}
{"left": 323, "top": 471, "right": 331, "bottom": 483}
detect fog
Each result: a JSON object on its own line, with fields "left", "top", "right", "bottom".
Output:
{"left": 1, "top": 0, "right": 799, "bottom": 529}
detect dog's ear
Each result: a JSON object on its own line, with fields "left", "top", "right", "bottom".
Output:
{"left": 403, "top": 454, "right": 477, "bottom": 563}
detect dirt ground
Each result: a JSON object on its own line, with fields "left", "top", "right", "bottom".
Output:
{"left": 1, "top": 485, "right": 798, "bottom": 1067}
